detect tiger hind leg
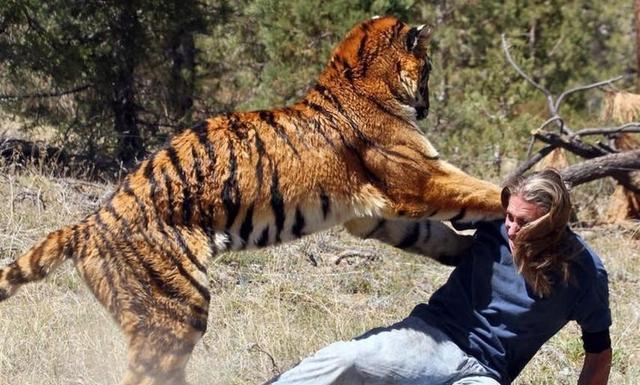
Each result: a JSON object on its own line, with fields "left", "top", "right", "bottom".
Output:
{"left": 114, "top": 251, "right": 210, "bottom": 385}
{"left": 120, "top": 313, "right": 206, "bottom": 385}
{"left": 73, "top": 221, "right": 211, "bottom": 385}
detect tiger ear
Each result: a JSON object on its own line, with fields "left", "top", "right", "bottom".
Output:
{"left": 411, "top": 24, "right": 433, "bottom": 57}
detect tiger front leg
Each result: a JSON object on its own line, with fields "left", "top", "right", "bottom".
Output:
{"left": 388, "top": 168, "right": 503, "bottom": 222}
{"left": 344, "top": 217, "right": 473, "bottom": 265}
{"left": 411, "top": 162, "right": 504, "bottom": 222}
{"left": 363, "top": 146, "right": 504, "bottom": 222}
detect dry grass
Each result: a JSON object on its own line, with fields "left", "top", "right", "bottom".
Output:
{"left": 601, "top": 91, "right": 640, "bottom": 124}
{"left": 0, "top": 111, "right": 60, "bottom": 142}
{"left": 0, "top": 166, "right": 638, "bottom": 385}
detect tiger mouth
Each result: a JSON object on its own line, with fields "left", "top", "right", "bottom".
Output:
{"left": 415, "top": 86, "right": 429, "bottom": 120}
{"left": 415, "top": 71, "right": 429, "bottom": 120}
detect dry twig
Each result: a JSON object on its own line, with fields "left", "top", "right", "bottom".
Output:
{"left": 248, "top": 343, "right": 281, "bottom": 376}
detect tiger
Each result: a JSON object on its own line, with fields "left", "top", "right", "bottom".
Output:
{"left": 0, "top": 16, "right": 503, "bottom": 385}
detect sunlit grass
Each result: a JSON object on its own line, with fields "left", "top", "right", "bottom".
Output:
{"left": 0, "top": 164, "right": 637, "bottom": 385}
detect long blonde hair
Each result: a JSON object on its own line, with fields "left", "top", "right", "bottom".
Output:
{"left": 501, "top": 169, "right": 581, "bottom": 297}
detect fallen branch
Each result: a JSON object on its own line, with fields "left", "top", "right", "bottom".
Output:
{"left": 0, "top": 138, "right": 69, "bottom": 163}
{"left": 0, "top": 136, "right": 123, "bottom": 181}
{"left": 533, "top": 130, "right": 610, "bottom": 158}
{"left": 501, "top": 33, "right": 640, "bottom": 217}
{"left": 561, "top": 150, "right": 640, "bottom": 193}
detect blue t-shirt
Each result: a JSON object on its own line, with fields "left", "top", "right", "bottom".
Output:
{"left": 411, "top": 221, "right": 611, "bottom": 384}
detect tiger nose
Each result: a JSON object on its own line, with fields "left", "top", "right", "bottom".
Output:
{"left": 416, "top": 101, "right": 429, "bottom": 119}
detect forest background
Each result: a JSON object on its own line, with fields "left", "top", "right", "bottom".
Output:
{"left": 1, "top": 0, "right": 636, "bottom": 174}
{"left": 0, "top": 1, "right": 639, "bottom": 385}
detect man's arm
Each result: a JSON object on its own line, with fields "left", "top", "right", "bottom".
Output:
{"left": 343, "top": 218, "right": 474, "bottom": 265}
{"left": 577, "top": 348, "right": 612, "bottom": 385}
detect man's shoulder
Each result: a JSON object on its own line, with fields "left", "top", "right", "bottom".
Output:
{"left": 463, "top": 220, "right": 510, "bottom": 260}
{"left": 567, "top": 231, "right": 607, "bottom": 281}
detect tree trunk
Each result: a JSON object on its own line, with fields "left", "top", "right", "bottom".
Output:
{"left": 111, "top": 1, "right": 143, "bottom": 165}
{"left": 168, "top": 29, "right": 196, "bottom": 124}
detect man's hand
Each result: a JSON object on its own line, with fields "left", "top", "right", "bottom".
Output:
{"left": 578, "top": 348, "right": 612, "bottom": 385}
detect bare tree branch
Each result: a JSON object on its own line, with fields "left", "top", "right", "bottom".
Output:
{"left": 501, "top": 34, "right": 553, "bottom": 103}
{"left": 574, "top": 123, "right": 640, "bottom": 137}
{"left": 0, "top": 84, "right": 92, "bottom": 102}
{"left": 501, "top": 34, "right": 569, "bottom": 134}
{"left": 536, "top": 116, "right": 564, "bottom": 132}
{"left": 554, "top": 76, "right": 625, "bottom": 112}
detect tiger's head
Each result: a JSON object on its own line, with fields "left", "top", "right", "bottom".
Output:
{"left": 320, "top": 16, "right": 433, "bottom": 121}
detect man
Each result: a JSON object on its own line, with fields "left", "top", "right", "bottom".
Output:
{"left": 265, "top": 169, "right": 612, "bottom": 385}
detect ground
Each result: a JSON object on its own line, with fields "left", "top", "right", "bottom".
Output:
{"left": 0, "top": 167, "right": 638, "bottom": 385}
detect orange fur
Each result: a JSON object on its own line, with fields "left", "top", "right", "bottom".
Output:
{"left": 0, "top": 16, "right": 502, "bottom": 385}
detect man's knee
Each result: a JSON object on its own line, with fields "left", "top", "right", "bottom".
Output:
{"left": 315, "top": 340, "right": 359, "bottom": 369}
{"left": 268, "top": 340, "right": 360, "bottom": 384}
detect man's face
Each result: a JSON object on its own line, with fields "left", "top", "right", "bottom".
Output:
{"left": 505, "top": 194, "right": 547, "bottom": 251}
